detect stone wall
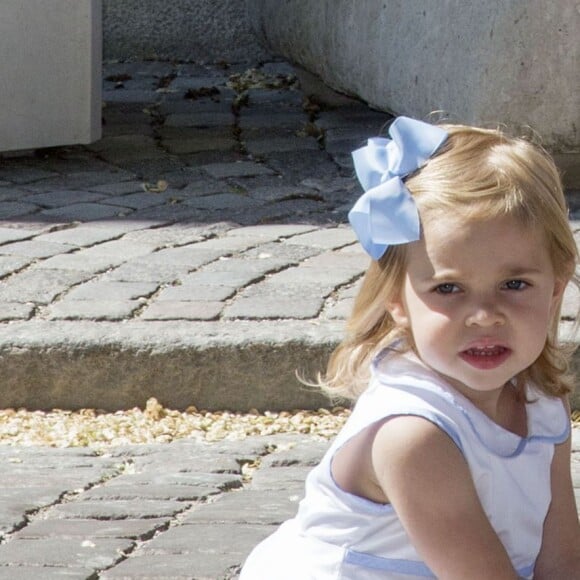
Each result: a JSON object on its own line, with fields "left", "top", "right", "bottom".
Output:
{"left": 103, "top": 0, "right": 271, "bottom": 63}
{"left": 247, "top": 0, "right": 580, "bottom": 156}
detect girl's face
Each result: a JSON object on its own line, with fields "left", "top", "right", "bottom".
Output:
{"left": 388, "top": 213, "right": 565, "bottom": 405}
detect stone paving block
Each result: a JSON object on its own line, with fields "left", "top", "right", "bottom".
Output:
{"left": 41, "top": 203, "right": 129, "bottom": 222}
{"left": 0, "top": 166, "right": 58, "bottom": 184}
{"left": 66, "top": 282, "right": 159, "bottom": 301}
{"left": 239, "top": 111, "right": 307, "bottom": 131}
{"left": 107, "top": 524, "right": 274, "bottom": 577}
{"left": 0, "top": 537, "right": 133, "bottom": 568}
{"left": 121, "top": 225, "right": 210, "bottom": 247}
{"left": 48, "top": 500, "right": 189, "bottom": 521}
{"left": 0, "top": 567, "right": 94, "bottom": 579}
{"left": 81, "top": 485, "right": 220, "bottom": 502}
{"left": 180, "top": 270, "right": 261, "bottom": 288}
{"left": 226, "top": 223, "right": 317, "bottom": 240}
{"left": 156, "top": 285, "right": 235, "bottom": 302}
{"left": 97, "top": 473, "right": 242, "bottom": 490}
{"left": 0, "top": 269, "right": 91, "bottom": 303}
{"left": 0, "top": 486, "right": 68, "bottom": 506}
{"left": 99, "top": 544, "right": 253, "bottom": 579}
{"left": 0, "top": 302, "right": 34, "bottom": 321}
{"left": 165, "top": 112, "right": 234, "bottom": 128}
{"left": 0, "top": 502, "right": 32, "bottom": 536}
{"left": 19, "top": 190, "right": 107, "bottom": 209}
{"left": 102, "top": 262, "right": 191, "bottom": 283}
{"left": 88, "top": 180, "right": 146, "bottom": 196}
{"left": 245, "top": 183, "right": 318, "bottom": 203}
{"left": 183, "top": 488, "right": 301, "bottom": 525}
{"left": 283, "top": 227, "right": 357, "bottom": 250}
{"left": 34, "top": 253, "right": 129, "bottom": 274}
{"left": 16, "top": 518, "right": 169, "bottom": 540}
{"left": 140, "top": 301, "right": 223, "bottom": 321}
{"left": 248, "top": 466, "right": 312, "bottom": 491}
{"left": 164, "top": 135, "right": 238, "bottom": 155}
{"left": 201, "top": 161, "right": 275, "bottom": 179}
{"left": 79, "top": 240, "right": 158, "bottom": 261}
{"left": 101, "top": 192, "right": 172, "bottom": 211}
{"left": 0, "top": 202, "right": 39, "bottom": 219}
{"left": 0, "top": 240, "right": 76, "bottom": 259}
{"left": 223, "top": 296, "right": 323, "bottom": 320}
{"left": 29, "top": 170, "right": 137, "bottom": 191}
{"left": 87, "top": 136, "right": 163, "bottom": 163}
{"left": 0, "top": 227, "right": 36, "bottom": 245}
{"left": 46, "top": 301, "right": 141, "bottom": 321}
{"left": 181, "top": 192, "right": 258, "bottom": 211}
{"left": 34, "top": 226, "right": 127, "bottom": 248}
{"left": 141, "top": 247, "right": 223, "bottom": 268}
{"left": 240, "top": 241, "right": 321, "bottom": 263}
{"left": 245, "top": 135, "right": 320, "bottom": 156}
{"left": 0, "top": 256, "right": 32, "bottom": 278}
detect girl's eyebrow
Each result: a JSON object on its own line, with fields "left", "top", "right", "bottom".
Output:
{"left": 427, "top": 265, "right": 544, "bottom": 281}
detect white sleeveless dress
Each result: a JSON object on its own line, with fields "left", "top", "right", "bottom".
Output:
{"left": 240, "top": 350, "right": 570, "bottom": 579}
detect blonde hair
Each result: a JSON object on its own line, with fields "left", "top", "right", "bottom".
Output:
{"left": 321, "top": 123, "right": 578, "bottom": 401}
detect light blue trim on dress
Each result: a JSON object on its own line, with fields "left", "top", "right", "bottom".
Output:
{"left": 344, "top": 550, "right": 436, "bottom": 577}
{"left": 345, "top": 550, "right": 535, "bottom": 578}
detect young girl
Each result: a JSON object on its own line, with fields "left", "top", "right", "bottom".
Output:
{"left": 240, "top": 117, "right": 580, "bottom": 579}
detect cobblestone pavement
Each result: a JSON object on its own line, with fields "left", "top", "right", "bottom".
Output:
{"left": 0, "top": 428, "right": 576, "bottom": 579}
{"left": 0, "top": 59, "right": 578, "bottom": 412}
{"left": 0, "top": 59, "right": 579, "bottom": 577}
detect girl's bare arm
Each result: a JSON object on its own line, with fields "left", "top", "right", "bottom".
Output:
{"left": 372, "top": 416, "right": 519, "bottom": 580}
{"left": 533, "top": 425, "right": 580, "bottom": 579}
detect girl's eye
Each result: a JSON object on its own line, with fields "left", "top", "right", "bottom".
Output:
{"left": 435, "top": 283, "right": 459, "bottom": 294}
{"left": 504, "top": 279, "right": 528, "bottom": 290}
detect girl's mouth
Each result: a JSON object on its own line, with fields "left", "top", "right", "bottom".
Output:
{"left": 459, "top": 345, "right": 511, "bottom": 369}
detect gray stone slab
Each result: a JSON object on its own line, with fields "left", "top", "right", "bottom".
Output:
{"left": 41, "top": 203, "right": 129, "bottom": 222}
{"left": 34, "top": 226, "right": 126, "bottom": 248}
{"left": 0, "top": 227, "right": 36, "bottom": 245}
{"left": 48, "top": 500, "right": 189, "bottom": 521}
{"left": 0, "top": 255, "right": 31, "bottom": 277}
{"left": 98, "top": 472, "right": 242, "bottom": 489}
{"left": 248, "top": 465, "right": 313, "bottom": 491}
{"left": 156, "top": 285, "right": 235, "bottom": 302}
{"left": 20, "top": 190, "right": 107, "bottom": 209}
{"left": 81, "top": 485, "right": 220, "bottom": 502}
{"left": 30, "top": 169, "right": 137, "bottom": 191}
{"left": 0, "top": 202, "right": 39, "bottom": 219}
{"left": 0, "top": 537, "right": 133, "bottom": 568}
{"left": 0, "top": 240, "right": 76, "bottom": 259}
{"left": 144, "top": 519, "right": 274, "bottom": 556}
{"left": 223, "top": 296, "right": 324, "bottom": 319}
{"left": 0, "top": 269, "right": 91, "bottom": 303}
{"left": 102, "top": 262, "right": 191, "bottom": 284}
{"left": 66, "top": 282, "right": 159, "bottom": 301}
{"left": 183, "top": 489, "right": 301, "bottom": 525}
{"left": 0, "top": 568, "right": 94, "bottom": 580}
{"left": 180, "top": 192, "right": 258, "bottom": 210}
{"left": 201, "top": 161, "right": 275, "bottom": 179}
{"left": 140, "top": 301, "right": 223, "bottom": 321}
{"left": 46, "top": 301, "right": 141, "bottom": 321}
{"left": 15, "top": 518, "right": 169, "bottom": 540}
{"left": 33, "top": 253, "right": 128, "bottom": 273}
{"left": 101, "top": 192, "right": 170, "bottom": 210}
{"left": 0, "top": 302, "right": 34, "bottom": 321}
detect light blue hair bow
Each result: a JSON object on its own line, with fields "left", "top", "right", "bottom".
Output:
{"left": 349, "top": 116, "right": 448, "bottom": 260}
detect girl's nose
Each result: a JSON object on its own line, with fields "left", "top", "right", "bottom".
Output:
{"left": 465, "top": 303, "right": 505, "bottom": 327}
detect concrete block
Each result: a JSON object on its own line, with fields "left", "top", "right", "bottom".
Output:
{"left": 102, "top": 0, "right": 271, "bottom": 63}
{"left": 248, "top": 0, "right": 580, "bottom": 156}
{"left": 0, "top": 0, "right": 101, "bottom": 152}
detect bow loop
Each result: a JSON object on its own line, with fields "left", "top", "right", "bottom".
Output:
{"left": 349, "top": 117, "right": 448, "bottom": 260}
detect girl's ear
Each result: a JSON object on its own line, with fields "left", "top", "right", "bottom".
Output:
{"left": 387, "top": 299, "right": 409, "bottom": 327}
